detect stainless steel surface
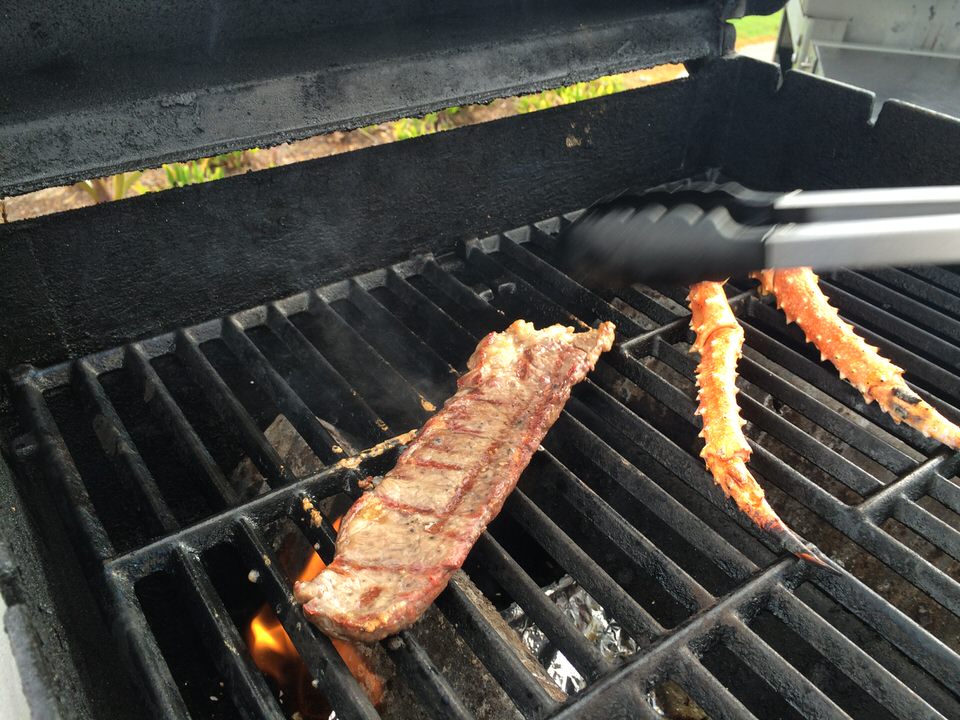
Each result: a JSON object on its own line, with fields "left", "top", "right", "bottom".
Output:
{"left": 790, "top": 0, "right": 960, "bottom": 52}
{"left": 784, "top": 0, "right": 960, "bottom": 119}
{"left": 766, "top": 213, "right": 960, "bottom": 269}
{"left": 774, "top": 186, "right": 960, "bottom": 220}
{"left": 816, "top": 44, "right": 960, "bottom": 120}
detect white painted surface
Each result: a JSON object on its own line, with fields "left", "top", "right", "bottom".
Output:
{"left": 0, "top": 596, "right": 32, "bottom": 720}
{"left": 797, "top": 0, "right": 960, "bottom": 52}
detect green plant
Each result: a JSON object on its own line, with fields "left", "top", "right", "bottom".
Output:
{"left": 76, "top": 172, "right": 145, "bottom": 203}
{"left": 391, "top": 107, "right": 462, "bottom": 141}
{"left": 163, "top": 158, "right": 225, "bottom": 188}
{"left": 729, "top": 10, "right": 783, "bottom": 41}
{"left": 209, "top": 149, "right": 257, "bottom": 172}
{"left": 515, "top": 76, "right": 625, "bottom": 114}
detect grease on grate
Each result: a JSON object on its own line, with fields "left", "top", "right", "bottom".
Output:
{"left": 650, "top": 681, "right": 708, "bottom": 720}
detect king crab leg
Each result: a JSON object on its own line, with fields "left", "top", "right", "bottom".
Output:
{"left": 755, "top": 268, "right": 960, "bottom": 450}
{"left": 689, "top": 281, "right": 832, "bottom": 568}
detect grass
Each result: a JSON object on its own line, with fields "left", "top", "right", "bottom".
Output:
{"left": 730, "top": 10, "right": 783, "bottom": 41}
{"left": 164, "top": 158, "right": 224, "bottom": 188}
{"left": 73, "top": 150, "right": 259, "bottom": 202}
{"left": 390, "top": 108, "right": 463, "bottom": 140}
{"left": 385, "top": 74, "right": 627, "bottom": 141}
{"left": 515, "top": 75, "right": 626, "bottom": 113}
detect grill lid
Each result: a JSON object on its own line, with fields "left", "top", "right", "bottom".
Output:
{"left": 0, "top": 0, "right": 784, "bottom": 197}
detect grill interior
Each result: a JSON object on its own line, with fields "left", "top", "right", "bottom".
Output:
{"left": 6, "top": 205, "right": 960, "bottom": 719}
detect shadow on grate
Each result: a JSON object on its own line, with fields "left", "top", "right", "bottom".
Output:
{"left": 6, "top": 211, "right": 960, "bottom": 719}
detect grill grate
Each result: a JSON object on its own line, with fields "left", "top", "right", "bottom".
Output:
{"left": 7, "top": 208, "right": 960, "bottom": 719}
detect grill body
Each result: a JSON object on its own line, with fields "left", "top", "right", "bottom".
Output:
{"left": 2, "top": 55, "right": 960, "bottom": 719}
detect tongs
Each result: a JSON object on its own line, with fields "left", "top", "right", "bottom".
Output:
{"left": 558, "top": 181, "right": 960, "bottom": 287}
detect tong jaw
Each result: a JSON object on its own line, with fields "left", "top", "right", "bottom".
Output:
{"left": 559, "top": 178, "right": 773, "bottom": 287}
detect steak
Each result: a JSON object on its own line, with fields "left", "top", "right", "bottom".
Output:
{"left": 294, "top": 320, "right": 616, "bottom": 642}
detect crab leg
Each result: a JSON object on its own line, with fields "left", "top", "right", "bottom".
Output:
{"left": 689, "top": 281, "right": 831, "bottom": 567}
{"left": 755, "top": 268, "right": 960, "bottom": 450}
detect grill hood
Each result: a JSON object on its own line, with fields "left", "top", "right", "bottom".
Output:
{"left": 0, "top": 1, "right": 785, "bottom": 197}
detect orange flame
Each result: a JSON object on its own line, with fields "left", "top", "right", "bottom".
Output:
{"left": 246, "top": 521, "right": 383, "bottom": 717}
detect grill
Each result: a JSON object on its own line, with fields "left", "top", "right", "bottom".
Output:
{"left": 4, "top": 219, "right": 960, "bottom": 719}
{"left": 3, "top": 2, "right": 960, "bottom": 719}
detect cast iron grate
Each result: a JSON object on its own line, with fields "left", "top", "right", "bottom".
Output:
{"left": 6, "top": 207, "right": 960, "bottom": 719}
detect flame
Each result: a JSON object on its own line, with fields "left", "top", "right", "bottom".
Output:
{"left": 246, "top": 520, "right": 383, "bottom": 717}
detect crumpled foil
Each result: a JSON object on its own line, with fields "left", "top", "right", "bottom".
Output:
{"left": 501, "top": 576, "right": 638, "bottom": 694}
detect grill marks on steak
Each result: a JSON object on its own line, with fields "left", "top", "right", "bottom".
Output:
{"left": 294, "top": 320, "right": 616, "bottom": 642}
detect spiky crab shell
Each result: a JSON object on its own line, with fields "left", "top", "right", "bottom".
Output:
{"left": 754, "top": 268, "right": 960, "bottom": 449}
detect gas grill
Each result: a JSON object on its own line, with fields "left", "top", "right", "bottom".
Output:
{"left": 2, "top": 2, "right": 960, "bottom": 719}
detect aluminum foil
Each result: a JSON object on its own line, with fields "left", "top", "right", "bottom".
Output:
{"left": 501, "top": 576, "right": 638, "bottom": 694}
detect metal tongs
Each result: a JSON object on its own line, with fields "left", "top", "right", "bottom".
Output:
{"left": 558, "top": 181, "right": 960, "bottom": 287}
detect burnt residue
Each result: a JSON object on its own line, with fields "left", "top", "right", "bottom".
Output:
{"left": 889, "top": 386, "right": 925, "bottom": 424}
{"left": 402, "top": 603, "right": 526, "bottom": 720}
{"left": 892, "top": 386, "right": 923, "bottom": 405}
{"left": 891, "top": 403, "right": 912, "bottom": 420}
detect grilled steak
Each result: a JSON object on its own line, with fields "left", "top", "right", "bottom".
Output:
{"left": 294, "top": 320, "right": 616, "bottom": 642}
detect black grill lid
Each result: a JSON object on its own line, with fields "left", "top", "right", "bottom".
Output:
{"left": 0, "top": 0, "right": 783, "bottom": 197}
